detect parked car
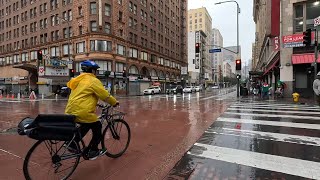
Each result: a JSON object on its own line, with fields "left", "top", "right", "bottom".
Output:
{"left": 194, "top": 86, "right": 202, "bottom": 92}
{"left": 166, "top": 85, "right": 183, "bottom": 94}
{"left": 212, "top": 85, "right": 219, "bottom": 89}
{"left": 183, "top": 86, "right": 194, "bottom": 93}
{"left": 143, "top": 86, "right": 161, "bottom": 95}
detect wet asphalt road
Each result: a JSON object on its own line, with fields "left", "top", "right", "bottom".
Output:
{"left": 167, "top": 99, "right": 320, "bottom": 180}
{"left": 0, "top": 88, "right": 236, "bottom": 180}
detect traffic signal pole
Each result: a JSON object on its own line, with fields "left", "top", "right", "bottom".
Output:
{"left": 315, "top": 29, "right": 319, "bottom": 99}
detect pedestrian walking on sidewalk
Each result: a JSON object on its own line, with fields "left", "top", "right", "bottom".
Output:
{"left": 262, "top": 82, "right": 269, "bottom": 99}
{"left": 313, "top": 72, "right": 320, "bottom": 105}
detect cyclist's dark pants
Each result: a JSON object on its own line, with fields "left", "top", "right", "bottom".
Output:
{"left": 74, "top": 121, "right": 102, "bottom": 151}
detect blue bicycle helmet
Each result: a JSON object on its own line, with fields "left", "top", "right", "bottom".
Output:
{"left": 81, "top": 60, "right": 100, "bottom": 72}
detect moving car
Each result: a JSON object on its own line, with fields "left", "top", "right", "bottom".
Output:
{"left": 194, "top": 86, "right": 202, "bottom": 92}
{"left": 143, "top": 86, "right": 161, "bottom": 95}
{"left": 183, "top": 86, "right": 194, "bottom": 93}
{"left": 166, "top": 85, "right": 183, "bottom": 94}
{"left": 60, "top": 87, "right": 71, "bottom": 97}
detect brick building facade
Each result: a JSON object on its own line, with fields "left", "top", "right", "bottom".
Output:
{"left": 0, "top": 0, "right": 187, "bottom": 95}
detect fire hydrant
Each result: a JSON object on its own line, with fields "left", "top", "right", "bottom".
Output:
{"left": 292, "top": 92, "right": 300, "bottom": 103}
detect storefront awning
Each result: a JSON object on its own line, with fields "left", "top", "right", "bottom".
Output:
{"left": 292, "top": 53, "right": 320, "bottom": 64}
{"left": 263, "top": 55, "right": 280, "bottom": 75}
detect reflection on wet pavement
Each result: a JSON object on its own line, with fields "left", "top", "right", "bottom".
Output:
{"left": 0, "top": 88, "right": 237, "bottom": 180}
{"left": 167, "top": 100, "right": 320, "bottom": 180}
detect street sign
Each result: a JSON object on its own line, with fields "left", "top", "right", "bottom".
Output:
{"left": 38, "top": 66, "right": 45, "bottom": 76}
{"left": 314, "top": 16, "right": 320, "bottom": 27}
{"left": 209, "top": 49, "right": 222, "bottom": 53}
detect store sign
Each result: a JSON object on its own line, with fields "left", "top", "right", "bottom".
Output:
{"left": 273, "top": 37, "right": 280, "bottom": 51}
{"left": 46, "top": 58, "right": 68, "bottom": 67}
{"left": 282, "top": 33, "right": 315, "bottom": 48}
{"left": 45, "top": 67, "right": 69, "bottom": 76}
{"left": 282, "top": 34, "right": 304, "bottom": 48}
{"left": 314, "top": 16, "right": 320, "bottom": 27}
{"left": 39, "top": 66, "right": 45, "bottom": 76}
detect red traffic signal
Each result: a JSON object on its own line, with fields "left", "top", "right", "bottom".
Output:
{"left": 236, "top": 59, "right": 241, "bottom": 71}
{"left": 37, "top": 50, "right": 43, "bottom": 61}
{"left": 195, "top": 43, "right": 200, "bottom": 53}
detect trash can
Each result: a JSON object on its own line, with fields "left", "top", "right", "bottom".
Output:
{"left": 292, "top": 93, "right": 300, "bottom": 102}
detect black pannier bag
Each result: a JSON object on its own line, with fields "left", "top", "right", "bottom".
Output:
{"left": 17, "top": 114, "right": 76, "bottom": 141}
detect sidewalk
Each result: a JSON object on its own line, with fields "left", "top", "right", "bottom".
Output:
{"left": 240, "top": 95, "right": 319, "bottom": 106}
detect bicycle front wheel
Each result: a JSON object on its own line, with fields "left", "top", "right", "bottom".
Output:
{"left": 102, "top": 119, "right": 131, "bottom": 158}
{"left": 23, "top": 140, "right": 80, "bottom": 180}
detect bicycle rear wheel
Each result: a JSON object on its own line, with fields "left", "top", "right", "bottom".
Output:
{"left": 101, "top": 119, "right": 131, "bottom": 158}
{"left": 23, "top": 140, "right": 80, "bottom": 180}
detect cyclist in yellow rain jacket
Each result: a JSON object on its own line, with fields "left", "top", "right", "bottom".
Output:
{"left": 65, "top": 60, "right": 118, "bottom": 160}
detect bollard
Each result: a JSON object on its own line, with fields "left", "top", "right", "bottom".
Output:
{"left": 17, "top": 93, "right": 21, "bottom": 100}
{"left": 42, "top": 94, "right": 44, "bottom": 100}
{"left": 55, "top": 94, "right": 58, "bottom": 101}
{"left": 6, "top": 94, "right": 9, "bottom": 99}
{"left": 11, "top": 94, "right": 14, "bottom": 99}
{"left": 0, "top": 93, "right": 2, "bottom": 98}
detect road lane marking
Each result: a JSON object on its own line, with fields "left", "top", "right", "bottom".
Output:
{"left": 216, "top": 117, "right": 320, "bottom": 130}
{"left": 0, "top": 148, "right": 23, "bottom": 159}
{"left": 230, "top": 105, "right": 320, "bottom": 111}
{"left": 227, "top": 108, "right": 320, "bottom": 115}
{"left": 188, "top": 143, "right": 320, "bottom": 180}
{"left": 224, "top": 112, "right": 320, "bottom": 120}
{"left": 205, "top": 127, "right": 320, "bottom": 147}
{"left": 233, "top": 102, "right": 315, "bottom": 107}
{"left": 200, "top": 91, "right": 236, "bottom": 101}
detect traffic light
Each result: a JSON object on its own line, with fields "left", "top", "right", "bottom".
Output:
{"left": 37, "top": 50, "right": 43, "bottom": 62}
{"left": 122, "top": 70, "right": 127, "bottom": 77}
{"left": 303, "top": 29, "right": 312, "bottom": 47}
{"left": 236, "top": 74, "right": 241, "bottom": 79}
{"left": 195, "top": 43, "right": 200, "bottom": 53}
{"left": 236, "top": 59, "right": 241, "bottom": 71}
{"left": 69, "top": 69, "right": 75, "bottom": 77}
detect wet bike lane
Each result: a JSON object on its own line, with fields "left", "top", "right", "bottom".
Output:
{"left": 0, "top": 90, "right": 234, "bottom": 179}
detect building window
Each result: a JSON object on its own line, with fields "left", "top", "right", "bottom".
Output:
{"left": 94, "top": 60, "right": 112, "bottom": 71}
{"left": 140, "top": 51, "right": 148, "bottom": 61}
{"left": 117, "top": 44, "right": 126, "bottom": 55}
{"left": 306, "top": 1, "right": 320, "bottom": 29}
{"left": 76, "top": 41, "right": 85, "bottom": 53}
{"left": 118, "top": 0, "right": 122, "bottom": 5}
{"left": 151, "top": 54, "right": 157, "bottom": 63}
{"left": 129, "top": 17, "right": 133, "bottom": 27}
{"left": 105, "top": 23, "right": 111, "bottom": 34}
{"left": 90, "top": 2, "right": 97, "bottom": 14}
{"left": 78, "top": 6, "right": 83, "bottom": 16}
{"left": 63, "top": 44, "right": 73, "bottom": 55}
{"left": 90, "top": 40, "right": 112, "bottom": 51}
{"left": 79, "top": 26, "right": 83, "bottom": 34}
{"left": 199, "top": 18, "right": 202, "bottom": 23}
{"left": 105, "top": 4, "right": 111, "bottom": 16}
{"left": 115, "top": 62, "right": 124, "bottom": 72}
{"left": 68, "top": 10, "right": 72, "bottom": 21}
{"left": 50, "top": 46, "right": 60, "bottom": 57}
{"left": 129, "top": 48, "right": 138, "bottom": 58}
{"left": 31, "top": 51, "right": 38, "bottom": 60}
{"left": 294, "top": 4, "right": 303, "bottom": 33}
{"left": 129, "top": 2, "right": 133, "bottom": 12}
{"left": 133, "top": 4, "right": 137, "bottom": 15}
{"left": 91, "top": 21, "right": 97, "bottom": 32}
{"left": 118, "top": 11, "right": 123, "bottom": 21}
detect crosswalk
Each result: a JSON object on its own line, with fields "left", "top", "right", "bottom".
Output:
{"left": 167, "top": 101, "right": 320, "bottom": 179}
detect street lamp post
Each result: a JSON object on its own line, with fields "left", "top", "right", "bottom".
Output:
{"left": 215, "top": 0, "right": 240, "bottom": 96}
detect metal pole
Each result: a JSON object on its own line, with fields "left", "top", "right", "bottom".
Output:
{"left": 236, "top": 2, "right": 239, "bottom": 54}
{"left": 315, "top": 30, "right": 319, "bottom": 99}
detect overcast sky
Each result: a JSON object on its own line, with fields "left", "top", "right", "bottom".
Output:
{"left": 188, "top": 0, "right": 255, "bottom": 64}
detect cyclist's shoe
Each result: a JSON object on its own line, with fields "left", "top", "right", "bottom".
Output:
{"left": 88, "top": 149, "right": 107, "bottom": 160}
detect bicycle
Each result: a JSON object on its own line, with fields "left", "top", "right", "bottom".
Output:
{"left": 18, "top": 104, "right": 131, "bottom": 180}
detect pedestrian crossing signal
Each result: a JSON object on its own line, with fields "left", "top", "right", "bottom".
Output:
{"left": 303, "top": 29, "right": 312, "bottom": 47}
{"left": 37, "top": 50, "right": 43, "bottom": 62}
{"left": 69, "top": 69, "right": 75, "bottom": 77}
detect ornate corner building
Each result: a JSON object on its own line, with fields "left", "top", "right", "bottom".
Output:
{"left": 0, "top": 0, "right": 188, "bottom": 96}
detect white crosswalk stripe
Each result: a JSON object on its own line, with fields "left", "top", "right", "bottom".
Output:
{"left": 186, "top": 101, "right": 320, "bottom": 179}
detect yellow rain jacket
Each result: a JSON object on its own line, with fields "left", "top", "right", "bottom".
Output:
{"left": 65, "top": 73, "right": 117, "bottom": 123}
